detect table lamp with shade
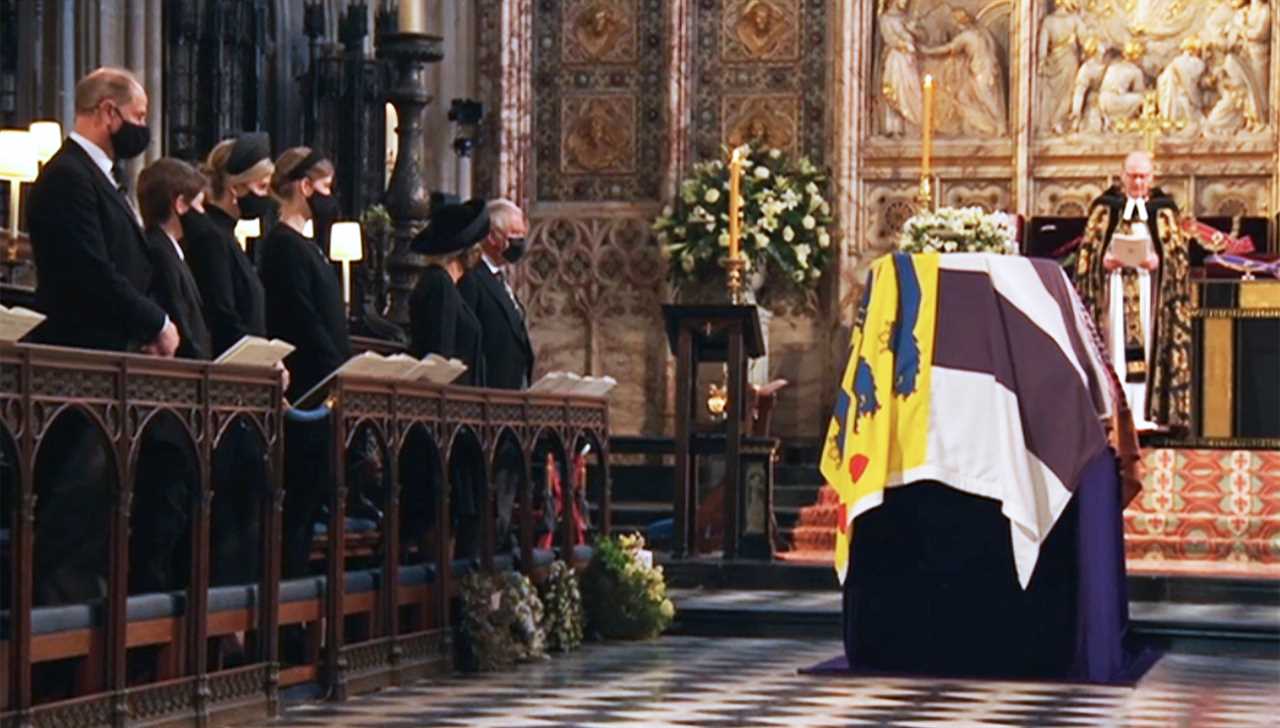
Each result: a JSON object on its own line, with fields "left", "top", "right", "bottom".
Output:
{"left": 328, "top": 221, "right": 363, "bottom": 310}
{"left": 28, "top": 121, "right": 63, "bottom": 165}
{"left": 0, "top": 129, "right": 39, "bottom": 271}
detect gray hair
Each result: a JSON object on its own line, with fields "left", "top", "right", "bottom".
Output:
{"left": 486, "top": 198, "right": 524, "bottom": 234}
{"left": 75, "top": 67, "right": 143, "bottom": 114}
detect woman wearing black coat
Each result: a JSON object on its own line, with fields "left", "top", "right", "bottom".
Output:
{"left": 408, "top": 199, "right": 489, "bottom": 387}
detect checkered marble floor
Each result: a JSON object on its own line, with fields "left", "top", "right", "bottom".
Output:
{"left": 245, "top": 637, "right": 1280, "bottom": 727}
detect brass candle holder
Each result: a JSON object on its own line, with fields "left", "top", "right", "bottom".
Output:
{"left": 915, "top": 175, "right": 933, "bottom": 211}
{"left": 720, "top": 255, "right": 747, "bottom": 305}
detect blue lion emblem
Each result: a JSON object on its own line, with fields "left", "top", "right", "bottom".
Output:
{"left": 852, "top": 357, "right": 880, "bottom": 433}
{"left": 889, "top": 254, "right": 922, "bottom": 398}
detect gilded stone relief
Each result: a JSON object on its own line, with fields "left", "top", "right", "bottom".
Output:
{"left": 865, "top": 183, "right": 925, "bottom": 251}
{"left": 1033, "top": 181, "right": 1109, "bottom": 215}
{"left": 1034, "top": 0, "right": 1272, "bottom": 140}
{"left": 721, "top": 0, "right": 801, "bottom": 62}
{"left": 562, "top": 0, "right": 638, "bottom": 65}
{"left": 1195, "top": 179, "right": 1271, "bottom": 216}
{"left": 560, "top": 95, "right": 638, "bottom": 175}
{"left": 722, "top": 95, "right": 801, "bottom": 156}
{"left": 873, "top": 0, "right": 1012, "bottom": 138}
{"left": 941, "top": 180, "right": 1013, "bottom": 212}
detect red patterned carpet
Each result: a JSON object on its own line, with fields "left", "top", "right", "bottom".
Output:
{"left": 783, "top": 448, "right": 1280, "bottom": 579}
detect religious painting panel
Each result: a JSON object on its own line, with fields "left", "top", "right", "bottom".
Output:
{"left": 871, "top": 0, "right": 1013, "bottom": 141}
{"left": 533, "top": 0, "right": 667, "bottom": 201}
{"left": 1031, "top": 0, "right": 1272, "bottom": 146}
{"left": 721, "top": 0, "right": 802, "bottom": 63}
{"left": 721, "top": 94, "right": 803, "bottom": 158}
{"left": 561, "top": 0, "right": 640, "bottom": 65}
{"left": 692, "top": 0, "right": 828, "bottom": 163}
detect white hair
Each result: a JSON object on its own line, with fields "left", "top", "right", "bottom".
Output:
{"left": 486, "top": 198, "right": 524, "bottom": 234}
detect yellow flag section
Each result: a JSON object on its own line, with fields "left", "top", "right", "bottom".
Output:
{"left": 819, "top": 253, "right": 939, "bottom": 583}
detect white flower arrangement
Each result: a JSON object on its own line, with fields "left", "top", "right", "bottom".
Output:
{"left": 653, "top": 144, "right": 834, "bottom": 291}
{"left": 896, "top": 206, "right": 1019, "bottom": 255}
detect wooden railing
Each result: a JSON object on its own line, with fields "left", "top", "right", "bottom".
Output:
{"left": 0, "top": 342, "right": 610, "bottom": 728}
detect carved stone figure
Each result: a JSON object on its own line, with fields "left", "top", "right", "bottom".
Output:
{"left": 1070, "top": 37, "right": 1108, "bottom": 133}
{"left": 921, "top": 8, "right": 1008, "bottom": 136}
{"left": 1099, "top": 41, "right": 1147, "bottom": 128}
{"left": 735, "top": 0, "right": 788, "bottom": 59}
{"left": 1238, "top": 0, "right": 1271, "bottom": 115}
{"left": 1156, "top": 36, "right": 1207, "bottom": 135}
{"left": 726, "top": 105, "right": 797, "bottom": 152}
{"left": 877, "top": 0, "right": 923, "bottom": 137}
{"left": 565, "top": 101, "right": 630, "bottom": 172}
{"left": 1203, "top": 41, "right": 1264, "bottom": 135}
{"left": 1038, "top": 0, "right": 1089, "bottom": 134}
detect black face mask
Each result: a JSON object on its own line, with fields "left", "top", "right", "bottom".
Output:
{"left": 238, "top": 192, "right": 274, "bottom": 220}
{"left": 109, "top": 107, "right": 151, "bottom": 160}
{"left": 502, "top": 237, "right": 527, "bottom": 264}
{"left": 309, "top": 193, "right": 341, "bottom": 231}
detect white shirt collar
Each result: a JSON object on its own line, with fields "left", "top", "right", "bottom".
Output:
{"left": 163, "top": 229, "right": 185, "bottom": 261}
{"left": 482, "top": 252, "right": 505, "bottom": 276}
{"left": 68, "top": 131, "right": 116, "bottom": 184}
{"left": 1122, "top": 196, "right": 1149, "bottom": 222}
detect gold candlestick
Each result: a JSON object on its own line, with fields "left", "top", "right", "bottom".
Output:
{"left": 724, "top": 145, "right": 747, "bottom": 304}
{"left": 917, "top": 73, "right": 935, "bottom": 211}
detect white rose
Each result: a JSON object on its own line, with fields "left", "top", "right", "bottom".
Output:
{"left": 820, "top": 202, "right": 830, "bottom": 215}
{"left": 718, "top": 231, "right": 730, "bottom": 247}
{"left": 704, "top": 188, "right": 721, "bottom": 204}
{"left": 805, "top": 182, "right": 819, "bottom": 196}
{"left": 681, "top": 255, "right": 696, "bottom": 273}
{"left": 809, "top": 267, "right": 821, "bottom": 280}
{"left": 795, "top": 243, "right": 811, "bottom": 265}
{"left": 662, "top": 205, "right": 673, "bottom": 217}
{"left": 761, "top": 216, "right": 778, "bottom": 232}
{"left": 783, "top": 226, "right": 795, "bottom": 242}
{"left": 769, "top": 148, "right": 781, "bottom": 159}
{"left": 705, "top": 222, "right": 716, "bottom": 232}
{"left": 674, "top": 226, "right": 686, "bottom": 237}
{"left": 802, "top": 215, "right": 816, "bottom": 230}
{"left": 692, "top": 205, "right": 708, "bottom": 220}
{"left": 818, "top": 231, "right": 831, "bottom": 248}
{"left": 754, "top": 166, "right": 771, "bottom": 180}
{"left": 754, "top": 232, "right": 769, "bottom": 247}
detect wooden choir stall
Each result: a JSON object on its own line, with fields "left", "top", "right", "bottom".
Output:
{"left": 0, "top": 341, "right": 611, "bottom": 728}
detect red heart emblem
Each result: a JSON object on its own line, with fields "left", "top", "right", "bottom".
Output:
{"left": 848, "top": 454, "right": 869, "bottom": 482}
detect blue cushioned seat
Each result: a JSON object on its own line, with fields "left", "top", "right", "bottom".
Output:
{"left": 280, "top": 576, "right": 325, "bottom": 603}
{"left": 0, "top": 527, "right": 10, "bottom": 547}
{"left": 285, "top": 405, "right": 331, "bottom": 424}
{"left": 519, "top": 548, "right": 555, "bottom": 569}
{"left": 312, "top": 517, "right": 379, "bottom": 536}
{"left": 570, "top": 544, "right": 594, "bottom": 563}
{"left": 208, "top": 584, "right": 258, "bottom": 613}
{"left": 344, "top": 569, "right": 376, "bottom": 594}
{"left": 126, "top": 592, "right": 184, "bottom": 622}
{"left": 397, "top": 564, "right": 437, "bottom": 586}
{"left": 493, "top": 553, "right": 515, "bottom": 572}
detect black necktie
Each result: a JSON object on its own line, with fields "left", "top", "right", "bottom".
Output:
{"left": 498, "top": 268, "right": 526, "bottom": 322}
{"left": 111, "top": 162, "right": 141, "bottom": 223}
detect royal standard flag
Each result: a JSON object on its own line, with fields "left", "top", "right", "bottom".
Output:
{"left": 820, "top": 253, "right": 938, "bottom": 583}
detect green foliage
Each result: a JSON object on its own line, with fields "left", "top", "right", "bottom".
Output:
{"left": 456, "top": 570, "right": 547, "bottom": 673}
{"left": 581, "top": 534, "right": 675, "bottom": 641}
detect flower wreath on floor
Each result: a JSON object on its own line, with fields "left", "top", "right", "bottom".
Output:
{"left": 456, "top": 570, "right": 547, "bottom": 672}
{"left": 896, "top": 206, "right": 1018, "bottom": 255}
{"left": 540, "top": 560, "right": 585, "bottom": 653}
{"left": 581, "top": 534, "right": 675, "bottom": 640}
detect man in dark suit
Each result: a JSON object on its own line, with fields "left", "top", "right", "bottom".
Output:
{"left": 27, "top": 66, "right": 179, "bottom": 356}
{"left": 26, "top": 68, "right": 178, "bottom": 606}
{"left": 458, "top": 198, "right": 533, "bottom": 389}
{"left": 458, "top": 199, "right": 533, "bottom": 556}
{"left": 137, "top": 158, "right": 212, "bottom": 361}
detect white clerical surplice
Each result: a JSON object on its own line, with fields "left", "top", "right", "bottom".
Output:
{"left": 1106, "top": 221, "right": 1157, "bottom": 430}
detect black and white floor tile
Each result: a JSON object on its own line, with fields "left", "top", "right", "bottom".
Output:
{"left": 247, "top": 637, "right": 1279, "bottom": 727}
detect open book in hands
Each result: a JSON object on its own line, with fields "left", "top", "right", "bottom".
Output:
{"left": 529, "top": 371, "right": 617, "bottom": 397}
{"left": 213, "top": 335, "right": 296, "bottom": 367}
{"left": 1109, "top": 231, "right": 1151, "bottom": 269}
{"left": 0, "top": 305, "right": 44, "bottom": 344}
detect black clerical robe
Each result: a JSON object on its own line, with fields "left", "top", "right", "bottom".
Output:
{"left": 146, "top": 229, "right": 212, "bottom": 361}
{"left": 259, "top": 222, "right": 351, "bottom": 402}
{"left": 182, "top": 206, "right": 267, "bottom": 357}
{"left": 459, "top": 262, "right": 533, "bottom": 390}
{"left": 409, "top": 265, "right": 485, "bottom": 387}
{"left": 27, "top": 139, "right": 166, "bottom": 350}
{"left": 1074, "top": 185, "right": 1191, "bottom": 431}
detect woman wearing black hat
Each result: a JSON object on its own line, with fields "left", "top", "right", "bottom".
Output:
{"left": 259, "top": 146, "right": 350, "bottom": 403}
{"left": 183, "top": 133, "right": 273, "bottom": 358}
{"left": 408, "top": 200, "right": 489, "bottom": 387}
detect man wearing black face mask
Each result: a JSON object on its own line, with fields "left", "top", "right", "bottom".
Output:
{"left": 458, "top": 198, "right": 534, "bottom": 390}
{"left": 27, "top": 66, "right": 179, "bottom": 356}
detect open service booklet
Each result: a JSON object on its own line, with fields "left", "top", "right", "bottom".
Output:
{"left": 292, "top": 350, "right": 469, "bottom": 409}
{"left": 214, "top": 335, "right": 296, "bottom": 367}
{"left": 0, "top": 305, "right": 44, "bottom": 344}
{"left": 528, "top": 371, "right": 617, "bottom": 397}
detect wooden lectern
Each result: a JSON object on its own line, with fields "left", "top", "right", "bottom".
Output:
{"left": 662, "top": 304, "right": 769, "bottom": 559}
